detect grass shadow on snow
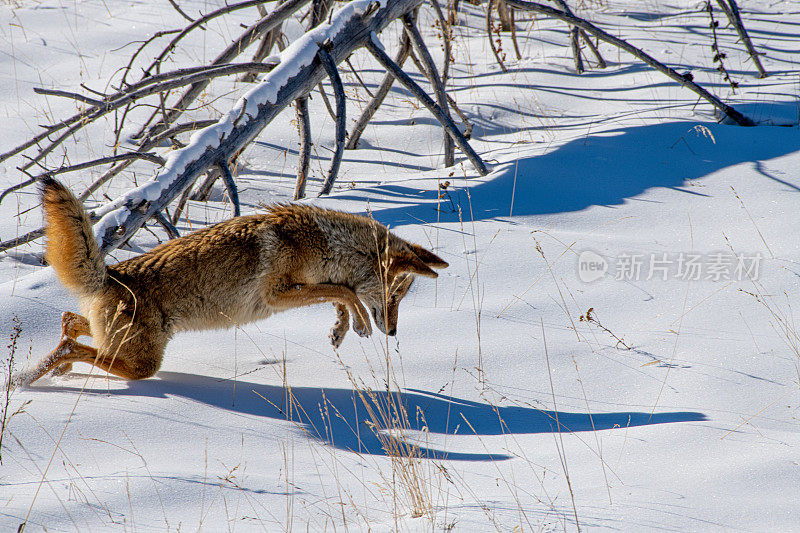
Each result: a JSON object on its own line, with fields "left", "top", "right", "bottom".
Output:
{"left": 57, "top": 371, "right": 707, "bottom": 461}
{"left": 334, "top": 119, "right": 800, "bottom": 227}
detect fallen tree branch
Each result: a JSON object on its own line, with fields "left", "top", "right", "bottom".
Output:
{"left": 294, "top": 96, "right": 312, "bottom": 199}
{"left": 504, "top": 0, "right": 754, "bottom": 125}
{"left": 0, "top": 61, "right": 281, "bottom": 174}
{"left": 135, "top": 0, "right": 313, "bottom": 139}
{"left": 0, "top": 153, "right": 164, "bottom": 207}
{"left": 94, "top": 0, "right": 442, "bottom": 254}
{"left": 365, "top": 34, "right": 489, "bottom": 174}
{"left": 346, "top": 32, "right": 412, "bottom": 150}
{"left": 79, "top": 120, "right": 218, "bottom": 203}
{"left": 218, "top": 160, "right": 241, "bottom": 217}
{"left": 153, "top": 210, "right": 181, "bottom": 239}
{"left": 32, "top": 88, "right": 105, "bottom": 107}
{"left": 403, "top": 12, "right": 455, "bottom": 167}
{"left": 317, "top": 43, "right": 348, "bottom": 196}
{"left": 715, "top": 0, "right": 767, "bottom": 78}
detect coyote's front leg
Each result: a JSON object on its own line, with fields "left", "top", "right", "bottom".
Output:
{"left": 329, "top": 303, "right": 349, "bottom": 348}
{"left": 267, "top": 283, "right": 372, "bottom": 342}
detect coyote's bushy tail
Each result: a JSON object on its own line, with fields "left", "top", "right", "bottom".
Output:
{"left": 40, "top": 177, "right": 107, "bottom": 296}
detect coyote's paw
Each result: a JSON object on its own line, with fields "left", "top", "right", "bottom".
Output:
{"left": 329, "top": 304, "right": 349, "bottom": 348}
{"left": 61, "top": 311, "right": 90, "bottom": 340}
{"left": 352, "top": 315, "right": 372, "bottom": 338}
{"left": 329, "top": 327, "right": 346, "bottom": 348}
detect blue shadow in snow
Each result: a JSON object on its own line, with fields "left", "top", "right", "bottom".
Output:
{"left": 59, "top": 371, "right": 708, "bottom": 461}
{"left": 333, "top": 118, "right": 800, "bottom": 228}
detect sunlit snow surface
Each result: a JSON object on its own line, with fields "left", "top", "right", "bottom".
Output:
{"left": 1, "top": 0, "right": 799, "bottom": 530}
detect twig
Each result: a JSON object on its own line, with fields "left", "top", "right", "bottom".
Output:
{"left": 503, "top": 0, "right": 754, "bottom": 125}
{"left": 134, "top": 0, "right": 312, "bottom": 139}
{"left": 171, "top": 183, "right": 195, "bottom": 225}
{"left": 486, "top": 0, "right": 509, "bottom": 72}
{"left": 346, "top": 32, "right": 412, "bottom": 150}
{"left": 705, "top": 1, "right": 739, "bottom": 93}
{"left": 345, "top": 56, "right": 375, "bottom": 98}
{"left": 428, "top": 0, "right": 452, "bottom": 87}
{"left": 0, "top": 153, "right": 164, "bottom": 207}
{"left": 403, "top": 13, "right": 455, "bottom": 167}
{"left": 142, "top": 0, "right": 283, "bottom": 79}
{"left": 80, "top": 120, "right": 217, "bottom": 204}
{"left": 446, "top": 93, "right": 473, "bottom": 139}
{"left": 152, "top": 210, "right": 181, "bottom": 239}
{"left": 166, "top": 0, "right": 199, "bottom": 25}
{"left": 509, "top": 8, "right": 522, "bottom": 60}
{"left": 406, "top": 48, "right": 471, "bottom": 138}
{"left": 294, "top": 96, "right": 312, "bottom": 199}
{"left": 116, "top": 29, "right": 183, "bottom": 90}
{"left": 579, "top": 307, "right": 632, "bottom": 350}
{"left": 218, "top": 160, "right": 241, "bottom": 217}
{"left": 317, "top": 43, "right": 348, "bottom": 196}
{"left": 32, "top": 87, "right": 105, "bottom": 107}
{"left": 579, "top": 29, "right": 606, "bottom": 68}
{"left": 552, "top": 0, "right": 585, "bottom": 72}
{"left": 316, "top": 82, "right": 338, "bottom": 122}
{"left": 0, "top": 62, "right": 280, "bottom": 172}
{"left": 715, "top": 0, "right": 767, "bottom": 78}
{"left": 366, "top": 35, "right": 489, "bottom": 175}
{"left": 240, "top": 0, "right": 287, "bottom": 83}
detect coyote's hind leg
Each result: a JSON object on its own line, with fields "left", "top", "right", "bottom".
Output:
{"left": 61, "top": 311, "right": 91, "bottom": 339}
{"left": 52, "top": 311, "right": 92, "bottom": 376}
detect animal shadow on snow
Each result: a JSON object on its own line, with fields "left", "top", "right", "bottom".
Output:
{"left": 333, "top": 117, "right": 800, "bottom": 227}
{"left": 59, "top": 371, "right": 707, "bottom": 461}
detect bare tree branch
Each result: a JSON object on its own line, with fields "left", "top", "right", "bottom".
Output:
{"left": 0, "top": 62, "right": 280, "bottom": 173}
{"left": 504, "top": 0, "right": 754, "bottom": 125}
{"left": 135, "top": 0, "right": 313, "bottom": 139}
{"left": 153, "top": 210, "right": 181, "bottom": 239}
{"left": 366, "top": 35, "right": 489, "bottom": 175}
{"left": 318, "top": 44, "right": 348, "bottom": 196}
{"left": 715, "top": 0, "right": 767, "bottom": 78}
{"left": 218, "top": 160, "right": 241, "bottom": 217}
{"left": 403, "top": 13, "right": 455, "bottom": 167}
{"left": 32, "top": 88, "right": 105, "bottom": 107}
{"left": 346, "top": 32, "right": 412, "bottom": 150}
{"left": 294, "top": 96, "right": 312, "bottom": 199}
{"left": 428, "top": 0, "right": 453, "bottom": 87}
{"left": 487, "top": 0, "right": 509, "bottom": 72}
{"left": 94, "top": 0, "right": 434, "bottom": 254}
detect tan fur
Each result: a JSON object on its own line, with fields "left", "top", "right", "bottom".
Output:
{"left": 17, "top": 178, "right": 447, "bottom": 386}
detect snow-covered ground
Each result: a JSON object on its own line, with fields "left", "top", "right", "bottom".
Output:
{"left": 2, "top": 0, "right": 799, "bottom": 530}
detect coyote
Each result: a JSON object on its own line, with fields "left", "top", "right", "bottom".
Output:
{"left": 15, "top": 178, "right": 447, "bottom": 386}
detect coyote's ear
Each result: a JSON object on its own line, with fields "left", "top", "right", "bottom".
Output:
{"left": 407, "top": 243, "right": 449, "bottom": 269}
{"left": 389, "top": 251, "right": 439, "bottom": 278}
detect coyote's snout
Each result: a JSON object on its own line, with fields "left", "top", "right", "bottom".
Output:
{"left": 15, "top": 178, "right": 447, "bottom": 386}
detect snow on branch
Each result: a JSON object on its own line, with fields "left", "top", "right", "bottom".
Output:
{"left": 94, "top": 0, "right": 425, "bottom": 254}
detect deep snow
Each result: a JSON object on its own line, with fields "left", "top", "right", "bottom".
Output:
{"left": 1, "top": 0, "right": 799, "bottom": 531}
